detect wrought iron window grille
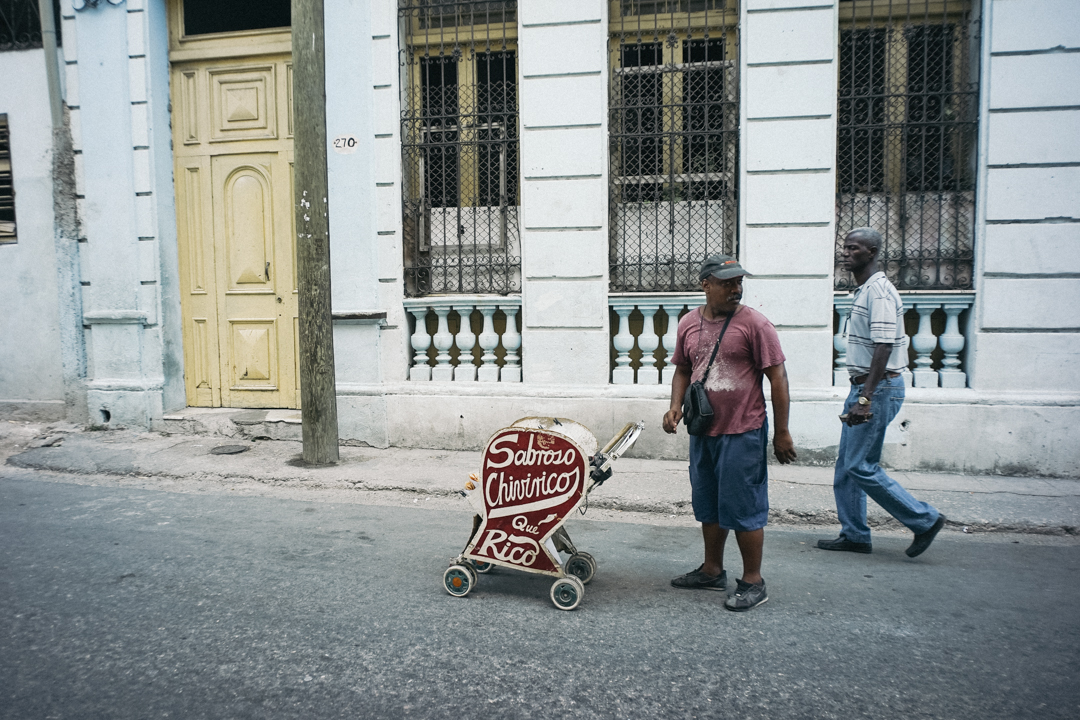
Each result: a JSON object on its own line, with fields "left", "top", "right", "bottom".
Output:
{"left": 400, "top": 0, "right": 521, "bottom": 297}
{"left": 835, "top": 0, "right": 980, "bottom": 292}
{"left": 0, "top": 0, "right": 61, "bottom": 51}
{"left": 609, "top": 0, "right": 739, "bottom": 293}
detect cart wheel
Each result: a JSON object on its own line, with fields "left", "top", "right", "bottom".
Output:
{"left": 471, "top": 560, "right": 494, "bottom": 574}
{"left": 565, "top": 553, "right": 596, "bottom": 585}
{"left": 443, "top": 565, "right": 474, "bottom": 597}
{"left": 550, "top": 576, "right": 585, "bottom": 611}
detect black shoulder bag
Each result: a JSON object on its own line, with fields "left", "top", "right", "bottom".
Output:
{"left": 682, "top": 311, "right": 734, "bottom": 436}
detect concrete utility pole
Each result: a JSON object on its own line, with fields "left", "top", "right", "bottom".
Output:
{"left": 291, "top": 0, "right": 340, "bottom": 464}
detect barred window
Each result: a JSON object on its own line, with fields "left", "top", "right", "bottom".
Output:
{"left": 836, "top": 0, "right": 980, "bottom": 291}
{"left": 609, "top": 0, "right": 739, "bottom": 292}
{"left": 0, "top": 0, "right": 61, "bottom": 51}
{"left": 0, "top": 115, "right": 14, "bottom": 244}
{"left": 400, "top": 0, "right": 520, "bottom": 297}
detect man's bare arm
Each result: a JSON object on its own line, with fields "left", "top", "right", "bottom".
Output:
{"left": 663, "top": 364, "right": 692, "bottom": 434}
{"left": 763, "top": 363, "right": 797, "bottom": 463}
{"left": 847, "top": 343, "right": 892, "bottom": 426}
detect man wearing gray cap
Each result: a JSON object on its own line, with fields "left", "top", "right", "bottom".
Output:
{"left": 663, "top": 254, "right": 797, "bottom": 612}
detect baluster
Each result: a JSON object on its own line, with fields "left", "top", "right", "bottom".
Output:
{"left": 477, "top": 305, "right": 500, "bottom": 382}
{"left": 938, "top": 302, "right": 968, "bottom": 388}
{"left": 911, "top": 303, "right": 940, "bottom": 388}
{"left": 501, "top": 305, "right": 521, "bottom": 383}
{"left": 407, "top": 307, "right": 432, "bottom": 381}
{"left": 430, "top": 305, "right": 455, "bottom": 381}
{"left": 636, "top": 303, "right": 661, "bottom": 385}
{"left": 454, "top": 305, "right": 478, "bottom": 381}
{"left": 833, "top": 303, "right": 852, "bottom": 386}
{"left": 899, "top": 299, "right": 914, "bottom": 387}
{"left": 611, "top": 304, "right": 636, "bottom": 384}
{"left": 660, "top": 303, "right": 683, "bottom": 385}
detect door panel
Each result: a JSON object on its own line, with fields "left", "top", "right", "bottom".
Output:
{"left": 212, "top": 152, "right": 295, "bottom": 408}
{"left": 172, "top": 49, "right": 296, "bottom": 409}
{"left": 222, "top": 163, "right": 274, "bottom": 288}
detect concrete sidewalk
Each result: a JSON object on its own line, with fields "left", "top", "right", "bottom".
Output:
{"left": 3, "top": 420, "right": 1078, "bottom": 537}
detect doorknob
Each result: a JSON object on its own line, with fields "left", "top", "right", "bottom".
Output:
{"left": 265, "top": 261, "right": 270, "bottom": 281}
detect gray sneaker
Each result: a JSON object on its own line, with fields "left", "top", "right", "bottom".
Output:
{"left": 724, "top": 579, "right": 768, "bottom": 612}
{"left": 671, "top": 565, "right": 727, "bottom": 591}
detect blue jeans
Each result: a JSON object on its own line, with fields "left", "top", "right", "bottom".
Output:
{"left": 834, "top": 375, "right": 939, "bottom": 543}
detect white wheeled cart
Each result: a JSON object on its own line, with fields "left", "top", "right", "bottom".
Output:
{"left": 443, "top": 417, "right": 644, "bottom": 610}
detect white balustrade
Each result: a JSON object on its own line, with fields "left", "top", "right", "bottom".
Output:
{"left": 609, "top": 294, "right": 701, "bottom": 385}
{"left": 476, "top": 306, "right": 500, "bottom": 382}
{"left": 501, "top": 308, "right": 522, "bottom": 383}
{"left": 611, "top": 303, "right": 636, "bottom": 385}
{"left": 407, "top": 306, "right": 432, "bottom": 381}
{"left": 404, "top": 296, "right": 522, "bottom": 383}
{"left": 833, "top": 293, "right": 975, "bottom": 389}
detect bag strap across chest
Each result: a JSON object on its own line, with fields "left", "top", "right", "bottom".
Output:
{"left": 699, "top": 309, "right": 735, "bottom": 379}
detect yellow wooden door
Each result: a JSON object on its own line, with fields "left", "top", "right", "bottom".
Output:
{"left": 171, "top": 48, "right": 298, "bottom": 408}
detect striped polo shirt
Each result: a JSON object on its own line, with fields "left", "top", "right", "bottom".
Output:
{"left": 845, "top": 271, "right": 908, "bottom": 377}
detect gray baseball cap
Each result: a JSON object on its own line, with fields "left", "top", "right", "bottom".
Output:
{"left": 698, "top": 254, "right": 753, "bottom": 282}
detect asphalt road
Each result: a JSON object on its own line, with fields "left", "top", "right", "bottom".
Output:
{"left": 2, "top": 469, "right": 1078, "bottom": 720}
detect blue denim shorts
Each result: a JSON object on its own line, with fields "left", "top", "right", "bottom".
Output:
{"left": 688, "top": 420, "right": 769, "bottom": 531}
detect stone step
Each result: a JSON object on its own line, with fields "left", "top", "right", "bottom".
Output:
{"left": 156, "top": 408, "right": 302, "bottom": 441}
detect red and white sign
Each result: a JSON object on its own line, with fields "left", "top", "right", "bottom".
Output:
{"left": 465, "top": 427, "right": 587, "bottom": 575}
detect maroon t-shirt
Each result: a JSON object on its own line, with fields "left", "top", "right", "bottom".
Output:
{"left": 671, "top": 305, "right": 786, "bottom": 437}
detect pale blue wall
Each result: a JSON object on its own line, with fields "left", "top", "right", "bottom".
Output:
{"left": 0, "top": 48, "right": 66, "bottom": 418}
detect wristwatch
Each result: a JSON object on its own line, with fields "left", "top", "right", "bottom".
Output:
{"left": 857, "top": 396, "right": 872, "bottom": 406}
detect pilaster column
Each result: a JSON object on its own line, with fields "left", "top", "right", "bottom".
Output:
{"left": 73, "top": 0, "right": 167, "bottom": 427}
{"left": 517, "top": 1, "right": 610, "bottom": 384}
{"left": 739, "top": 0, "right": 838, "bottom": 389}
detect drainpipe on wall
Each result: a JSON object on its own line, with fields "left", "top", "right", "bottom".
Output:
{"left": 38, "top": 0, "right": 62, "bottom": 128}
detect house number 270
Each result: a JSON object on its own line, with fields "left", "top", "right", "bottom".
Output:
{"left": 332, "top": 135, "right": 358, "bottom": 155}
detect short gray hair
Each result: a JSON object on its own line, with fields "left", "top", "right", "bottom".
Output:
{"left": 846, "top": 226, "right": 882, "bottom": 250}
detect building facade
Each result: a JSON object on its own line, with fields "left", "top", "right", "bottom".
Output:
{"left": 1, "top": 0, "right": 1077, "bottom": 476}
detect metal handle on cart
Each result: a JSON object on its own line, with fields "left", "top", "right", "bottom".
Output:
{"left": 590, "top": 421, "right": 645, "bottom": 485}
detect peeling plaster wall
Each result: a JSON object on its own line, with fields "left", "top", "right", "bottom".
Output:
{"left": 0, "top": 48, "right": 67, "bottom": 420}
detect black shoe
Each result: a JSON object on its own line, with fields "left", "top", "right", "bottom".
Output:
{"left": 816, "top": 537, "right": 872, "bottom": 554}
{"left": 724, "top": 579, "right": 768, "bottom": 612}
{"left": 906, "top": 515, "right": 946, "bottom": 558}
{"left": 671, "top": 565, "right": 727, "bottom": 591}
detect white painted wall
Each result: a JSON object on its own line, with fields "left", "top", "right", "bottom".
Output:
{"left": 0, "top": 48, "right": 66, "bottom": 420}
{"left": 517, "top": 0, "right": 611, "bottom": 385}
{"left": 8, "top": 0, "right": 1072, "bottom": 475}
{"left": 327, "top": 0, "right": 389, "bottom": 445}
{"left": 739, "top": 0, "right": 837, "bottom": 389}
{"left": 972, "top": 0, "right": 1080, "bottom": 392}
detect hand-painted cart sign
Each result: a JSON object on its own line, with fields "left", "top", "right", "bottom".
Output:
{"left": 445, "top": 417, "right": 644, "bottom": 610}
{"left": 466, "top": 427, "right": 587, "bottom": 576}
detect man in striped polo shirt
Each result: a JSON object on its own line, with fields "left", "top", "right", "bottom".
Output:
{"left": 817, "top": 227, "right": 945, "bottom": 558}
